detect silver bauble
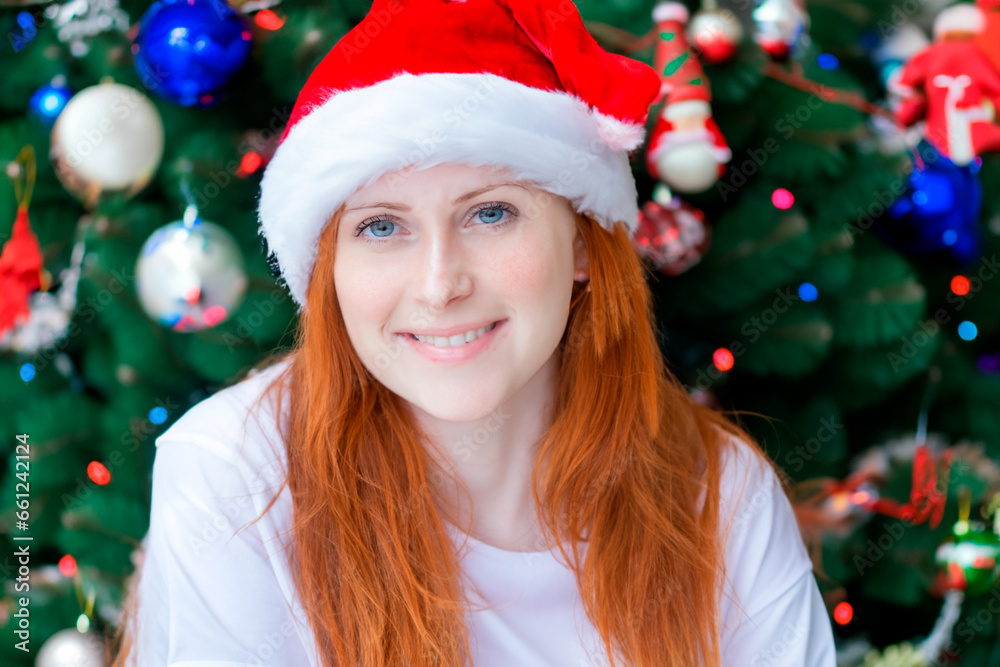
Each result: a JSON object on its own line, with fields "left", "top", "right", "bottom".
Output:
{"left": 135, "top": 217, "right": 248, "bottom": 332}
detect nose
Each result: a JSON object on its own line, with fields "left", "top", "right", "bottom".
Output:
{"left": 413, "top": 227, "right": 473, "bottom": 316}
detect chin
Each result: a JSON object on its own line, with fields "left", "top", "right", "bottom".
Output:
{"left": 404, "top": 386, "right": 508, "bottom": 425}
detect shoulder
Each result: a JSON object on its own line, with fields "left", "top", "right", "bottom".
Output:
{"left": 711, "top": 430, "right": 837, "bottom": 665}
{"left": 143, "top": 355, "right": 298, "bottom": 567}
{"left": 715, "top": 430, "right": 785, "bottom": 534}
{"left": 147, "top": 356, "right": 295, "bottom": 529}
{"left": 133, "top": 355, "right": 316, "bottom": 665}
{"left": 713, "top": 429, "right": 814, "bottom": 611}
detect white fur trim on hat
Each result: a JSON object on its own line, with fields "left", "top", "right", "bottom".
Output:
{"left": 258, "top": 71, "right": 644, "bottom": 310}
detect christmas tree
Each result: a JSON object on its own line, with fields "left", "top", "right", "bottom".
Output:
{"left": 0, "top": 0, "right": 999, "bottom": 664}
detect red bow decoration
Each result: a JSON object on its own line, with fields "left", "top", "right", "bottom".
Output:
{"left": 865, "top": 443, "right": 953, "bottom": 529}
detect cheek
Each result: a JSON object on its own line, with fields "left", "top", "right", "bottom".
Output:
{"left": 491, "top": 232, "right": 573, "bottom": 324}
{"left": 334, "top": 255, "right": 397, "bottom": 341}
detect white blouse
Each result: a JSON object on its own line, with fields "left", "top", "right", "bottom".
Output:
{"left": 127, "top": 358, "right": 837, "bottom": 666}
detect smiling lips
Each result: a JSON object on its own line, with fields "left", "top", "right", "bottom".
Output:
{"left": 400, "top": 319, "right": 506, "bottom": 362}
{"left": 410, "top": 321, "right": 499, "bottom": 346}
{"left": 402, "top": 318, "right": 505, "bottom": 338}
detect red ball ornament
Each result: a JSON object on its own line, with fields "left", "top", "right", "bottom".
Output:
{"left": 771, "top": 188, "right": 795, "bottom": 209}
{"left": 632, "top": 196, "right": 711, "bottom": 276}
{"left": 712, "top": 347, "right": 734, "bottom": 372}
{"left": 833, "top": 601, "right": 853, "bottom": 625}
{"left": 687, "top": 9, "right": 744, "bottom": 64}
{"left": 58, "top": 554, "right": 77, "bottom": 576}
{"left": 87, "top": 461, "right": 111, "bottom": 485}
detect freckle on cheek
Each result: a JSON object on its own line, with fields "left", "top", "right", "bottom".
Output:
{"left": 501, "top": 249, "right": 555, "bottom": 294}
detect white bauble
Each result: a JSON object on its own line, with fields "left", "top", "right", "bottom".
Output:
{"left": 50, "top": 82, "right": 164, "bottom": 207}
{"left": 35, "top": 628, "right": 105, "bottom": 667}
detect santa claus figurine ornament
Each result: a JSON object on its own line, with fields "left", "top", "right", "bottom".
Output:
{"left": 644, "top": 2, "right": 732, "bottom": 195}
{"left": 256, "top": 0, "right": 662, "bottom": 310}
{"left": 891, "top": 0, "right": 1000, "bottom": 166}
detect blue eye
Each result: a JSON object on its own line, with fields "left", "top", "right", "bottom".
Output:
{"left": 354, "top": 202, "right": 518, "bottom": 244}
{"left": 365, "top": 218, "right": 397, "bottom": 239}
{"left": 475, "top": 205, "right": 508, "bottom": 224}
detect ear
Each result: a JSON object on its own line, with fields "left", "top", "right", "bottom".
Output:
{"left": 573, "top": 228, "right": 590, "bottom": 276}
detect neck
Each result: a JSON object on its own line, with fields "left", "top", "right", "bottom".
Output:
{"left": 413, "top": 352, "right": 560, "bottom": 550}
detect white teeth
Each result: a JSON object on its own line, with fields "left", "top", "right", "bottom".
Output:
{"left": 412, "top": 321, "right": 498, "bottom": 347}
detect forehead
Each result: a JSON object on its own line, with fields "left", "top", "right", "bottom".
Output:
{"left": 347, "top": 162, "right": 534, "bottom": 201}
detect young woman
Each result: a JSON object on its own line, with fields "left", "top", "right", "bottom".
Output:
{"left": 111, "top": 0, "right": 837, "bottom": 665}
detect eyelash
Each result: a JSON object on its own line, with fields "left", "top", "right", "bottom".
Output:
{"left": 353, "top": 202, "right": 519, "bottom": 244}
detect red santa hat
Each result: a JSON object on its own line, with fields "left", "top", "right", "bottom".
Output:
{"left": 257, "top": 0, "right": 661, "bottom": 310}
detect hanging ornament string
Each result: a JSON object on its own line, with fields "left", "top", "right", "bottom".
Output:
{"left": 178, "top": 174, "right": 203, "bottom": 230}
{"left": 584, "top": 20, "right": 891, "bottom": 118}
{"left": 11, "top": 144, "right": 37, "bottom": 211}
{"left": 865, "top": 367, "right": 953, "bottom": 529}
{"left": 72, "top": 575, "right": 97, "bottom": 631}
{"left": 915, "top": 366, "right": 940, "bottom": 447}
{"left": 955, "top": 485, "right": 971, "bottom": 532}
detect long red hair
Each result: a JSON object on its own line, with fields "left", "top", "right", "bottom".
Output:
{"left": 110, "top": 202, "right": 785, "bottom": 667}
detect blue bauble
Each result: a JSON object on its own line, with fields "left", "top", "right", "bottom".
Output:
{"left": 28, "top": 80, "right": 73, "bottom": 127}
{"left": 133, "top": 0, "right": 252, "bottom": 107}
{"left": 876, "top": 141, "right": 983, "bottom": 266}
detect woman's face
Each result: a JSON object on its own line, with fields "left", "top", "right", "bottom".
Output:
{"left": 334, "top": 162, "right": 588, "bottom": 423}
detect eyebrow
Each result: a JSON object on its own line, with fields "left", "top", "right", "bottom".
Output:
{"left": 344, "top": 182, "right": 529, "bottom": 213}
